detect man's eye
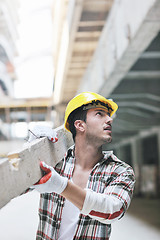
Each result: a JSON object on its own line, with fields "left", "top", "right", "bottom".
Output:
{"left": 96, "top": 112, "right": 102, "bottom": 115}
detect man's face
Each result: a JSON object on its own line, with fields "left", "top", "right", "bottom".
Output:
{"left": 84, "top": 107, "right": 113, "bottom": 145}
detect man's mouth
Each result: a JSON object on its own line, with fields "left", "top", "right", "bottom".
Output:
{"left": 104, "top": 125, "right": 112, "bottom": 132}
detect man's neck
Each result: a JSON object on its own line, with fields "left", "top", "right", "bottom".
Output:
{"left": 74, "top": 141, "right": 103, "bottom": 170}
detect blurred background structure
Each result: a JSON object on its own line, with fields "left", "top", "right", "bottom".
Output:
{"left": 0, "top": 0, "right": 160, "bottom": 239}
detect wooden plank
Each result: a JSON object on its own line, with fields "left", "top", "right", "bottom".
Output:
{"left": 0, "top": 125, "right": 73, "bottom": 209}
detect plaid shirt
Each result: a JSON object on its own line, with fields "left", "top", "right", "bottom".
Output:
{"left": 36, "top": 146, "right": 135, "bottom": 240}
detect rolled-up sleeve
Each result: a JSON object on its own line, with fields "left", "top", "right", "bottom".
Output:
{"left": 81, "top": 165, "right": 135, "bottom": 224}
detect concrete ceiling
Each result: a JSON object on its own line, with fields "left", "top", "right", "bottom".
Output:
{"left": 110, "top": 31, "right": 160, "bottom": 146}
{"left": 53, "top": 0, "right": 114, "bottom": 104}
{"left": 53, "top": 0, "right": 160, "bottom": 147}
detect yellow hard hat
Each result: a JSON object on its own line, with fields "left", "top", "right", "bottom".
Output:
{"left": 64, "top": 91, "right": 118, "bottom": 131}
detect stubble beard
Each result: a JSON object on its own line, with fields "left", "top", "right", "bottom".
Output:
{"left": 86, "top": 132, "right": 112, "bottom": 146}
{"left": 105, "top": 135, "right": 112, "bottom": 143}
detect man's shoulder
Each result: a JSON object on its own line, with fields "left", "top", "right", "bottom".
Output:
{"left": 103, "top": 151, "right": 134, "bottom": 172}
{"left": 55, "top": 145, "right": 75, "bottom": 168}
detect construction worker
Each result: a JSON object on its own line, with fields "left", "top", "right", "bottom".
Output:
{"left": 29, "top": 91, "right": 135, "bottom": 240}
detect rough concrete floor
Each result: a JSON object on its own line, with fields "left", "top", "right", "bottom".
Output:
{"left": 111, "top": 197, "right": 160, "bottom": 240}
{"left": 127, "top": 197, "right": 160, "bottom": 229}
{"left": 0, "top": 192, "right": 160, "bottom": 240}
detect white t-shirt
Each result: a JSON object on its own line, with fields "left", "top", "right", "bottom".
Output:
{"left": 58, "top": 198, "right": 80, "bottom": 239}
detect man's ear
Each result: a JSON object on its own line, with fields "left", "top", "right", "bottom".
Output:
{"left": 74, "top": 120, "right": 85, "bottom": 132}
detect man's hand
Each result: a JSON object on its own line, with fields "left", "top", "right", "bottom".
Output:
{"left": 28, "top": 125, "right": 58, "bottom": 143}
{"left": 31, "top": 162, "right": 68, "bottom": 194}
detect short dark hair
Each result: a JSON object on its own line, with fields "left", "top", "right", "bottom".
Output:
{"left": 67, "top": 106, "right": 87, "bottom": 141}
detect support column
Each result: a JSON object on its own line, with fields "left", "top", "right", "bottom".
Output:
{"left": 4, "top": 107, "right": 11, "bottom": 139}
{"left": 26, "top": 107, "right": 31, "bottom": 123}
{"left": 46, "top": 106, "right": 52, "bottom": 122}
{"left": 131, "top": 138, "right": 143, "bottom": 196}
{"left": 157, "top": 129, "right": 160, "bottom": 197}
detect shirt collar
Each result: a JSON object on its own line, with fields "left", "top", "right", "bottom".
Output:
{"left": 68, "top": 146, "right": 122, "bottom": 164}
{"left": 102, "top": 150, "right": 122, "bottom": 163}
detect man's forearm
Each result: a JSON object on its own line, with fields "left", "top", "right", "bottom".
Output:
{"left": 61, "top": 182, "right": 124, "bottom": 224}
{"left": 61, "top": 180, "right": 86, "bottom": 210}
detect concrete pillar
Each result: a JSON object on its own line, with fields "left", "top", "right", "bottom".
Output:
{"left": 46, "top": 106, "right": 52, "bottom": 122}
{"left": 26, "top": 107, "right": 31, "bottom": 123}
{"left": 4, "top": 108, "right": 11, "bottom": 139}
{"left": 156, "top": 129, "right": 160, "bottom": 197}
{"left": 117, "top": 146, "right": 125, "bottom": 162}
{"left": 131, "top": 138, "right": 143, "bottom": 196}
{"left": 114, "top": 146, "right": 122, "bottom": 160}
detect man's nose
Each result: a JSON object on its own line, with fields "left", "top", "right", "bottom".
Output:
{"left": 106, "top": 115, "right": 113, "bottom": 124}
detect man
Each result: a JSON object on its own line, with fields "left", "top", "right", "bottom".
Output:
{"left": 29, "top": 91, "right": 135, "bottom": 240}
